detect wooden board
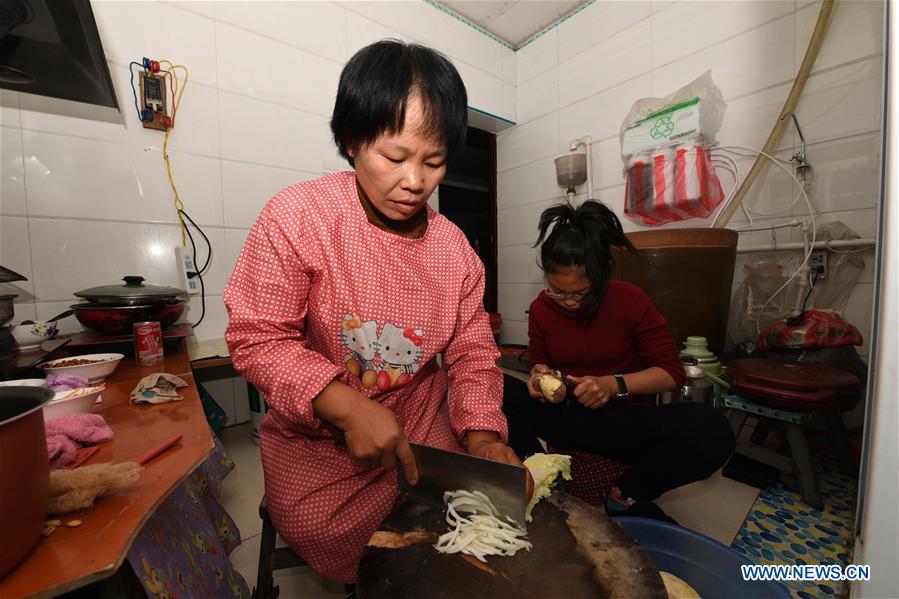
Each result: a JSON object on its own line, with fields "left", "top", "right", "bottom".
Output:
{"left": 191, "top": 356, "right": 234, "bottom": 370}
{"left": 67, "top": 323, "right": 192, "bottom": 347}
{"left": 0, "top": 350, "right": 214, "bottom": 598}
{"left": 357, "top": 492, "right": 665, "bottom": 599}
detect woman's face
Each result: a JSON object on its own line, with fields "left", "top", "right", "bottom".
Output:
{"left": 349, "top": 95, "right": 447, "bottom": 221}
{"left": 545, "top": 266, "right": 591, "bottom": 311}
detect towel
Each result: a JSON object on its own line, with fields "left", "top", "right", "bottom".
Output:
{"left": 46, "top": 414, "right": 114, "bottom": 469}
{"left": 130, "top": 373, "right": 189, "bottom": 405}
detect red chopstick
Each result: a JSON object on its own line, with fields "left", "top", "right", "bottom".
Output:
{"left": 134, "top": 435, "right": 183, "bottom": 465}
{"left": 67, "top": 446, "right": 101, "bottom": 469}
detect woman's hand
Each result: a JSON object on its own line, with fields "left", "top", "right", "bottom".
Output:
{"left": 313, "top": 381, "right": 418, "bottom": 484}
{"left": 566, "top": 374, "right": 619, "bottom": 409}
{"left": 467, "top": 431, "right": 535, "bottom": 501}
{"left": 527, "top": 364, "right": 551, "bottom": 400}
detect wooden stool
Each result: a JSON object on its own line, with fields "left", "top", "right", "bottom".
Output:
{"left": 252, "top": 497, "right": 308, "bottom": 599}
{"left": 724, "top": 395, "right": 855, "bottom": 510}
{"left": 253, "top": 497, "right": 355, "bottom": 599}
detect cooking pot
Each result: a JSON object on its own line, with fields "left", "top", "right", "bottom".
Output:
{"left": 0, "top": 386, "right": 54, "bottom": 578}
{"left": 0, "top": 264, "right": 28, "bottom": 327}
{"left": 71, "top": 276, "right": 187, "bottom": 334}
{"left": 659, "top": 358, "right": 716, "bottom": 406}
{"left": 71, "top": 301, "right": 186, "bottom": 335}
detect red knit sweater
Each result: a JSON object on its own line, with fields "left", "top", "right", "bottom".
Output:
{"left": 527, "top": 280, "right": 686, "bottom": 388}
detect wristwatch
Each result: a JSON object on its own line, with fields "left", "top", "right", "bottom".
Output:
{"left": 613, "top": 374, "right": 629, "bottom": 398}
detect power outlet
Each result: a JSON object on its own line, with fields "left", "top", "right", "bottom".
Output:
{"left": 175, "top": 246, "right": 200, "bottom": 295}
{"left": 809, "top": 250, "right": 828, "bottom": 279}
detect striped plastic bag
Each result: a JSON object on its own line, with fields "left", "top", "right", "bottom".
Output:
{"left": 624, "top": 142, "right": 725, "bottom": 226}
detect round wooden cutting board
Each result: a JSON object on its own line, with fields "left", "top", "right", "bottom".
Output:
{"left": 357, "top": 491, "right": 666, "bottom": 599}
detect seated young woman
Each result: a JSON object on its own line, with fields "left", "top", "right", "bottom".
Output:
{"left": 502, "top": 200, "right": 735, "bottom": 521}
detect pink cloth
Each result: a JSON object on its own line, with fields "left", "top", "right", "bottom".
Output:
{"left": 45, "top": 413, "right": 113, "bottom": 469}
{"left": 224, "top": 171, "right": 505, "bottom": 582}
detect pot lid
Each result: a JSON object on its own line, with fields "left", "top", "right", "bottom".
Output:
{"left": 0, "top": 264, "right": 27, "bottom": 284}
{"left": 681, "top": 336, "right": 716, "bottom": 359}
{"left": 74, "top": 276, "right": 186, "bottom": 301}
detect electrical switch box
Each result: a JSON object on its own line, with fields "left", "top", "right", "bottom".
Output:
{"left": 175, "top": 246, "right": 200, "bottom": 295}
{"left": 139, "top": 71, "right": 169, "bottom": 131}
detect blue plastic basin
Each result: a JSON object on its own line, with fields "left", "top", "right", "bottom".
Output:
{"left": 613, "top": 517, "right": 791, "bottom": 599}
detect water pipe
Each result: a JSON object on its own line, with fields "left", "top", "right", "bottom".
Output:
{"left": 790, "top": 223, "right": 812, "bottom": 317}
{"left": 569, "top": 136, "right": 593, "bottom": 200}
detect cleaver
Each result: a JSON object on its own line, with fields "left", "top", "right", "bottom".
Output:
{"left": 398, "top": 443, "right": 528, "bottom": 528}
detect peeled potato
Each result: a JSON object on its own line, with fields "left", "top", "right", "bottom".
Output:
{"left": 538, "top": 374, "right": 566, "bottom": 403}
{"left": 660, "top": 572, "right": 701, "bottom": 599}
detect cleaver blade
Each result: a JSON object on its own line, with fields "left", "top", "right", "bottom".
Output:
{"left": 398, "top": 443, "right": 528, "bottom": 528}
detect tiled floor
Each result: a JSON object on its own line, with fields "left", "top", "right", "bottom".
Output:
{"left": 218, "top": 422, "right": 760, "bottom": 596}
{"left": 731, "top": 450, "right": 858, "bottom": 599}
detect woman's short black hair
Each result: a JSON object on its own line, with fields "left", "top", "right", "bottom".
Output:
{"left": 331, "top": 40, "right": 468, "bottom": 167}
{"left": 534, "top": 200, "right": 637, "bottom": 321}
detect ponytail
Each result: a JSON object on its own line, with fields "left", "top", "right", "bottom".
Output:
{"left": 534, "top": 200, "right": 637, "bottom": 320}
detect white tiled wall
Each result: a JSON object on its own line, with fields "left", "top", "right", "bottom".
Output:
{"left": 0, "top": 0, "right": 884, "bottom": 425}
{"left": 497, "top": 0, "right": 884, "bottom": 361}
{"left": 0, "top": 0, "right": 513, "bottom": 425}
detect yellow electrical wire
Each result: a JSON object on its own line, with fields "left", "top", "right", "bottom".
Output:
{"left": 158, "top": 60, "right": 190, "bottom": 245}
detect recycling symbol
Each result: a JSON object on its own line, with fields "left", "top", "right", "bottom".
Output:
{"left": 650, "top": 116, "right": 675, "bottom": 139}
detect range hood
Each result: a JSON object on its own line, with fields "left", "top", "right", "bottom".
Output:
{"left": 0, "top": 0, "right": 118, "bottom": 108}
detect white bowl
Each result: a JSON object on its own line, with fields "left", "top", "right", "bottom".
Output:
{"left": 43, "top": 385, "right": 104, "bottom": 421}
{"left": 9, "top": 321, "right": 58, "bottom": 350}
{"left": 39, "top": 353, "right": 124, "bottom": 384}
{"left": 0, "top": 378, "right": 48, "bottom": 388}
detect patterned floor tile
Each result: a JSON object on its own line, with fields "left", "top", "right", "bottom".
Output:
{"left": 731, "top": 452, "right": 857, "bottom": 598}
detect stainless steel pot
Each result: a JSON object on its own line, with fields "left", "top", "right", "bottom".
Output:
{"left": 659, "top": 363, "right": 716, "bottom": 405}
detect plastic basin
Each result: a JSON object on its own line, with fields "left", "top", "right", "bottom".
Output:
{"left": 613, "top": 517, "right": 791, "bottom": 599}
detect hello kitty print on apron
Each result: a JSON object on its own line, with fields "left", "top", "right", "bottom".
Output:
{"left": 340, "top": 314, "right": 380, "bottom": 388}
{"left": 340, "top": 314, "right": 424, "bottom": 391}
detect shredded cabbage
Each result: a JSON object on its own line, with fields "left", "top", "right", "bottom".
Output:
{"left": 523, "top": 453, "right": 572, "bottom": 521}
{"left": 434, "top": 490, "right": 532, "bottom": 562}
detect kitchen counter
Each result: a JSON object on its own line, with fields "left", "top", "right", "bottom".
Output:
{"left": 0, "top": 349, "right": 215, "bottom": 598}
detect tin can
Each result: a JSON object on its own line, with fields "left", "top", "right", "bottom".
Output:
{"left": 134, "top": 321, "right": 163, "bottom": 366}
